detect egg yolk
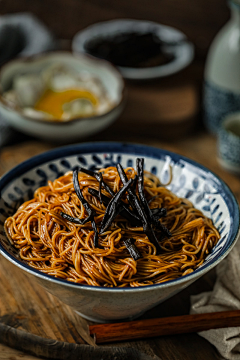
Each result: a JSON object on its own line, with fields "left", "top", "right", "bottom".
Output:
{"left": 34, "top": 89, "right": 98, "bottom": 119}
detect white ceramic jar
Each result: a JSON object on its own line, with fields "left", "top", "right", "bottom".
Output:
{"left": 204, "top": 0, "right": 240, "bottom": 134}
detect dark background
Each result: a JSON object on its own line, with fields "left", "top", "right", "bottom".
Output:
{"left": 1, "top": 0, "right": 229, "bottom": 60}
{"left": 0, "top": 0, "right": 231, "bottom": 142}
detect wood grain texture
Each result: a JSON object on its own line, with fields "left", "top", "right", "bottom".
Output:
{"left": 0, "top": 321, "right": 160, "bottom": 360}
{"left": 90, "top": 311, "right": 240, "bottom": 343}
{"left": 0, "top": 344, "right": 45, "bottom": 360}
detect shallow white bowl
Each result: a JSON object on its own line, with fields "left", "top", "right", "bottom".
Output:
{"left": 72, "top": 19, "right": 194, "bottom": 80}
{"left": 0, "top": 142, "right": 239, "bottom": 322}
{"left": 0, "top": 52, "right": 125, "bottom": 142}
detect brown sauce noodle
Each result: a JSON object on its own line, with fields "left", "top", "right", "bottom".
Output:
{"left": 4, "top": 166, "right": 220, "bottom": 287}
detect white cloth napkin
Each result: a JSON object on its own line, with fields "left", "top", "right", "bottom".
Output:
{"left": 190, "top": 239, "right": 240, "bottom": 360}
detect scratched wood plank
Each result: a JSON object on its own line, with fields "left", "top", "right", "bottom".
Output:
{"left": 0, "top": 344, "right": 43, "bottom": 360}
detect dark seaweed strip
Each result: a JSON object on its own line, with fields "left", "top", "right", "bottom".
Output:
{"left": 100, "top": 202, "right": 119, "bottom": 235}
{"left": 136, "top": 158, "right": 153, "bottom": 223}
{"left": 136, "top": 158, "right": 171, "bottom": 238}
{"left": 144, "top": 228, "right": 162, "bottom": 254}
{"left": 116, "top": 164, "right": 138, "bottom": 212}
{"left": 79, "top": 167, "right": 141, "bottom": 225}
{"left": 131, "top": 175, "right": 138, "bottom": 192}
{"left": 117, "top": 164, "right": 145, "bottom": 217}
{"left": 98, "top": 172, "right": 103, "bottom": 204}
{"left": 88, "top": 188, "right": 111, "bottom": 205}
{"left": 60, "top": 212, "right": 91, "bottom": 225}
{"left": 99, "top": 178, "right": 134, "bottom": 234}
{"left": 73, "top": 168, "right": 99, "bottom": 248}
{"left": 73, "top": 169, "right": 96, "bottom": 220}
{"left": 150, "top": 208, "right": 171, "bottom": 238}
{"left": 151, "top": 207, "right": 167, "bottom": 218}
{"left": 88, "top": 188, "right": 141, "bottom": 227}
{"left": 123, "top": 238, "right": 142, "bottom": 261}
{"left": 79, "top": 167, "right": 115, "bottom": 196}
{"left": 151, "top": 208, "right": 167, "bottom": 228}
{"left": 91, "top": 220, "right": 99, "bottom": 248}
{"left": 84, "top": 168, "right": 103, "bottom": 204}
{"left": 117, "top": 164, "right": 161, "bottom": 254}
{"left": 156, "top": 222, "right": 172, "bottom": 237}
{"left": 154, "top": 216, "right": 171, "bottom": 236}
{"left": 148, "top": 194, "right": 160, "bottom": 204}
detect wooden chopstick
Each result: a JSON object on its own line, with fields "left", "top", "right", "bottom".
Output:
{"left": 89, "top": 310, "right": 240, "bottom": 344}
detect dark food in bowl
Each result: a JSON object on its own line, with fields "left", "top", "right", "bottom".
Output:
{"left": 84, "top": 31, "right": 175, "bottom": 68}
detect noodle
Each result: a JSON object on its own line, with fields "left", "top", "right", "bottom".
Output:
{"left": 4, "top": 165, "right": 220, "bottom": 287}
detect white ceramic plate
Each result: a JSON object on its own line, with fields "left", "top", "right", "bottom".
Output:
{"left": 72, "top": 19, "right": 194, "bottom": 80}
{"left": 0, "top": 52, "right": 125, "bottom": 142}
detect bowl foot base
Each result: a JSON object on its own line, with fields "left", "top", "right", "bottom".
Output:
{"left": 75, "top": 309, "right": 146, "bottom": 323}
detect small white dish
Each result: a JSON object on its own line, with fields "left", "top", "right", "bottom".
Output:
{"left": 0, "top": 52, "right": 125, "bottom": 142}
{"left": 72, "top": 19, "right": 194, "bottom": 80}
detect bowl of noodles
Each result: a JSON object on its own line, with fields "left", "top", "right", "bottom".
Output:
{"left": 0, "top": 142, "right": 239, "bottom": 322}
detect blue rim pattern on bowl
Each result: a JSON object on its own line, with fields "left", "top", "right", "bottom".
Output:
{"left": 0, "top": 142, "right": 239, "bottom": 292}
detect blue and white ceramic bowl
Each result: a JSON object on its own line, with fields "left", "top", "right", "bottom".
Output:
{"left": 0, "top": 142, "right": 239, "bottom": 322}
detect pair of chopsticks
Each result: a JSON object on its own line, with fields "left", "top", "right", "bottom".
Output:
{"left": 89, "top": 310, "right": 240, "bottom": 344}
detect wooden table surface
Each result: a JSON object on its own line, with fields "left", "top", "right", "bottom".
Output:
{"left": 1, "top": 59, "right": 239, "bottom": 360}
